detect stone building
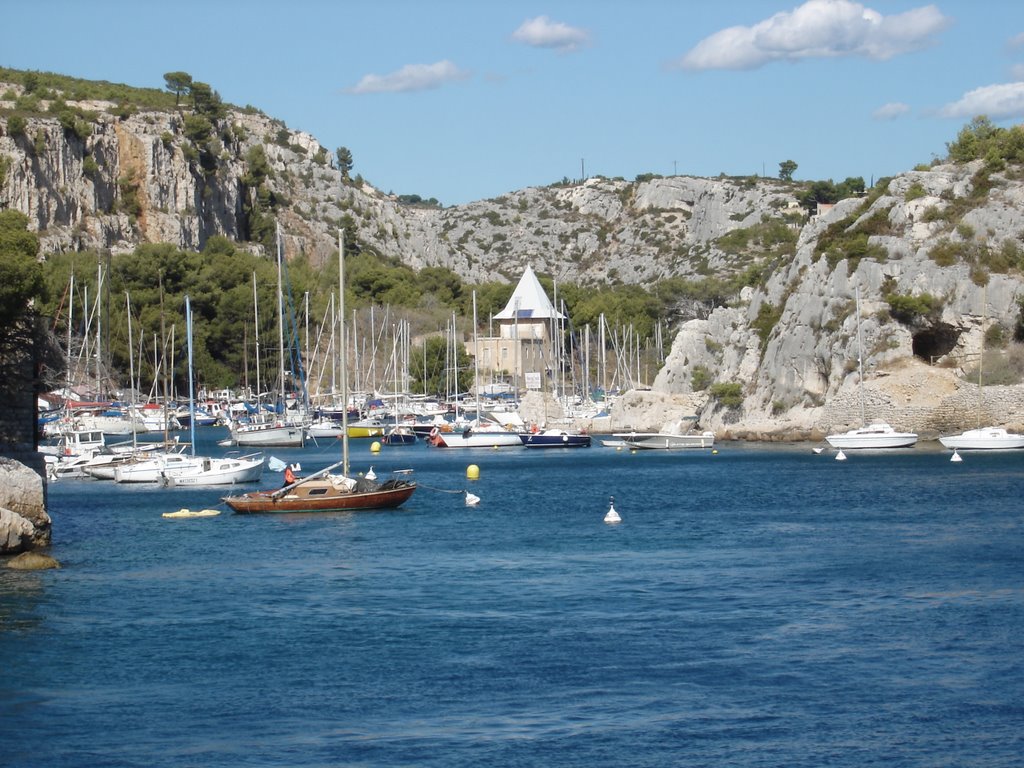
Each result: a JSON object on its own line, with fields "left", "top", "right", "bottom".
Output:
{"left": 471, "top": 266, "right": 564, "bottom": 392}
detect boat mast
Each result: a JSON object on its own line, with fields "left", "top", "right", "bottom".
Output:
{"left": 338, "top": 228, "right": 349, "bottom": 476}
{"left": 473, "top": 290, "right": 480, "bottom": 425}
{"left": 252, "top": 271, "right": 261, "bottom": 405}
{"left": 126, "top": 292, "right": 137, "bottom": 452}
{"left": 276, "top": 225, "right": 286, "bottom": 423}
{"left": 855, "top": 286, "right": 866, "bottom": 426}
{"left": 186, "top": 295, "right": 196, "bottom": 456}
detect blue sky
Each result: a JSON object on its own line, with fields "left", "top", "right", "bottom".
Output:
{"left": 6, "top": 1, "right": 1024, "bottom": 206}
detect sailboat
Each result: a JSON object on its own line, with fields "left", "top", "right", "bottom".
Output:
{"left": 427, "top": 291, "right": 521, "bottom": 448}
{"left": 159, "top": 296, "right": 266, "bottom": 486}
{"left": 940, "top": 288, "right": 1024, "bottom": 450}
{"left": 230, "top": 229, "right": 305, "bottom": 448}
{"left": 382, "top": 323, "right": 417, "bottom": 445}
{"left": 222, "top": 229, "right": 416, "bottom": 514}
{"left": 825, "top": 287, "right": 918, "bottom": 450}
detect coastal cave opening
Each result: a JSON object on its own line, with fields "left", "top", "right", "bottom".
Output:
{"left": 912, "top": 323, "right": 960, "bottom": 363}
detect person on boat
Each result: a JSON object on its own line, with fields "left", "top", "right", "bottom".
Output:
{"left": 283, "top": 464, "right": 296, "bottom": 487}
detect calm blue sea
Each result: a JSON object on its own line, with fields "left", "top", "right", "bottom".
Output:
{"left": 1, "top": 432, "right": 1022, "bottom": 767}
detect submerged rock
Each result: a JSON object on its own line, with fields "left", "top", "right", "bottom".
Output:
{"left": 5, "top": 550, "right": 61, "bottom": 570}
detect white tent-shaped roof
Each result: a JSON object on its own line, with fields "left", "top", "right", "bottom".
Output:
{"left": 493, "top": 265, "right": 564, "bottom": 321}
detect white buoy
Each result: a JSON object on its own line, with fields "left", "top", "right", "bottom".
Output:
{"left": 951, "top": 450, "right": 963, "bottom": 463}
{"left": 835, "top": 449, "right": 847, "bottom": 461}
{"left": 465, "top": 491, "right": 480, "bottom": 506}
{"left": 604, "top": 496, "right": 621, "bottom": 524}
{"left": 365, "top": 466, "right": 377, "bottom": 480}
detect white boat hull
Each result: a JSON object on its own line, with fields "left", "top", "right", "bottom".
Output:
{"left": 615, "top": 431, "right": 715, "bottom": 450}
{"left": 939, "top": 427, "right": 1024, "bottom": 450}
{"left": 114, "top": 454, "right": 207, "bottom": 483}
{"left": 432, "top": 429, "right": 522, "bottom": 448}
{"left": 164, "top": 455, "right": 265, "bottom": 486}
{"left": 825, "top": 422, "right": 917, "bottom": 449}
{"left": 231, "top": 423, "right": 305, "bottom": 447}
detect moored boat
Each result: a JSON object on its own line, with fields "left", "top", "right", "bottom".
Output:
{"left": 615, "top": 431, "right": 715, "bottom": 450}
{"left": 520, "top": 428, "right": 591, "bottom": 448}
{"left": 223, "top": 471, "right": 416, "bottom": 514}
{"left": 938, "top": 426, "right": 1024, "bottom": 450}
{"left": 162, "top": 453, "right": 265, "bottom": 487}
{"left": 825, "top": 422, "right": 917, "bottom": 449}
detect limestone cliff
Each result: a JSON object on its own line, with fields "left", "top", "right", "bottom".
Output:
{"left": 652, "top": 161, "right": 1024, "bottom": 438}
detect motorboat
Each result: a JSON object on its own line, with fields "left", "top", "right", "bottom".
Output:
{"left": 825, "top": 422, "right": 918, "bottom": 449}
{"left": 162, "top": 453, "right": 266, "bottom": 486}
{"left": 825, "top": 288, "right": 918, "bottom": 451}
{"left": 520, "top": 428, "right": 591, "bottom": 448}
{"left": 230, "top": 418, "right": 305, "bottom": 447}
{"left": 939, "top": 426, "right": 1024, "bottom": 450}
{"left": 614, "top": 431, "right": 715, "bottom": 450}
{"left": 428, "top": 421, "right": 522, "bottom": 448}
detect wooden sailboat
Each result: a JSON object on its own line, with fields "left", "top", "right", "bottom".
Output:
{"left": 223, "top": 229, "right": 416, "bottom": 514}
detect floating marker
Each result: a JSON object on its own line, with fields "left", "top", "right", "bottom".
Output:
{"left": 951, "top": 450, "right": 963, "bottom": 463}
{"left": 370, "top": 441, "right": 381, "bottom": 453}
{"left": 465, "top": 491, "right": 480, "bottom": 506}
{"left": 365, "top": 466, "right": 377, "bottom": 480}
{"left": 604, "top": 496, "right": 621, "bottom": 524}
{"left": 835, "top": 450, "right": 847, "bottom": 461}
{"left": 466, "top": 464, "right": 480, "bottom": 480}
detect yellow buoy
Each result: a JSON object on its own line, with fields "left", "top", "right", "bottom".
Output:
{"left": 370, "top": 441, "right": 381, "bottom": 453}
{"left": 466, "top": 464, "right": 480, "bottom": 480}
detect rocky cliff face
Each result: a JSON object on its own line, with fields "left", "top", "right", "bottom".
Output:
{"left": 653, "top": 161, "right": 1024, "bottom": 437}
{"left": 3, "top": 80, "right": 1024, "bottom": 438}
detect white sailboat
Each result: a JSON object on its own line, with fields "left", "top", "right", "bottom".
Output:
{"left": 428, "top": 291, "right": 521, "bottom": 448}
{"left": 230, "top": 227, "right": 305, "bottom": 447}
{"left": 826, "top": 287, "right": 918, "bottom": 450}
{"left": 160, "top": 295, "right": 265, "bottom": 486}
{"left": 940, "top": 289, "right": 1024, "bottom": 450}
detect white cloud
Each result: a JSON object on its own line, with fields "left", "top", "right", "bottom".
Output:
{"left": 939, "top": 82, "right": 1024, "bottom": 120}
{"left": 512, "top": 16, "right": 589, "bottom": 52}
{"left": 676, "top": 0, "right": 948, "bottom": 71}
{"left": 1011, "top": 63, "right": 1024, "bottom": 81}
{"left": 873, "top": 101, "right": 911, "bottom": 120}
{"left": 1008, "top": 32, "right": 1024, "bottom": 49}
{"left": 349, "top": 60, "right": 469, "bottom": 94}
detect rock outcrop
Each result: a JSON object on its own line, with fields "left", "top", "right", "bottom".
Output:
{"left": 0, "top": 457, "right": 50, "bottom": 555}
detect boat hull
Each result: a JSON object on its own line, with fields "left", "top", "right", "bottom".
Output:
{"left": 223, "top": 478, "right": 416, "bottom": 514}
{"left": 520, "top": 431, "right": 591, "bottom": 448}
{"left": 825, "top": 423, "right": 917, "bottom": 449}
{"left": 615, "top": 431, "right": 715, "bottom": 450}
{"left": 431, "top": 430, "right": 522, "bottom": 448}
{"left": 164, "top": 456, "right": 265, "bottom": 487}
{"left": 231, "top": 424, "right": 305, "bottom": 447}
{"left": 938, "top": 427, "right": 1024, "bottom": 450}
